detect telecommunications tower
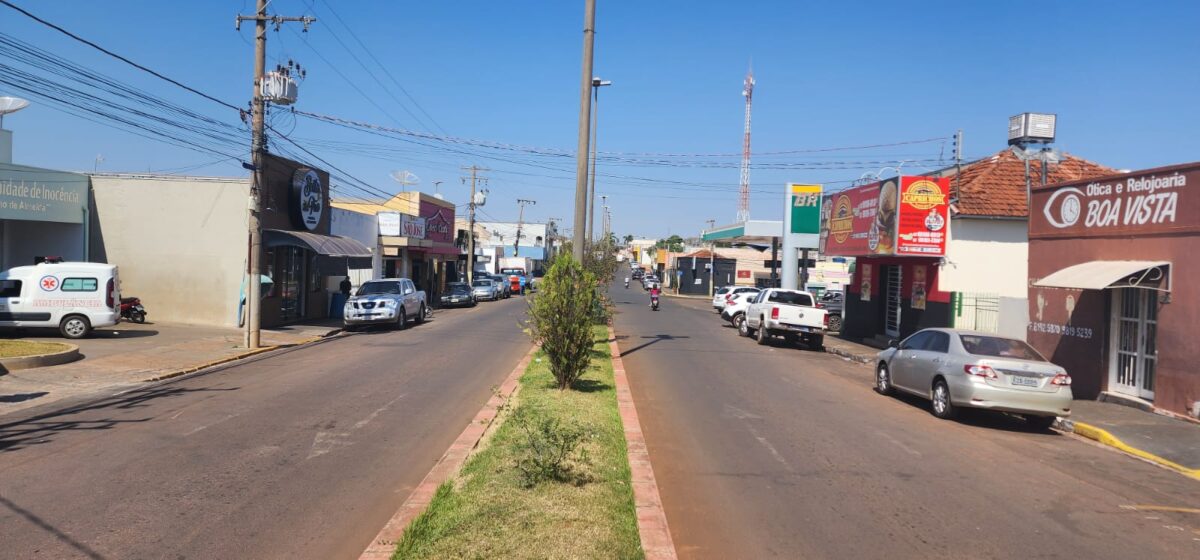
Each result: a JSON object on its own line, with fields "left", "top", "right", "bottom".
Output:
{"left": 737, "top": 66, "right": 755, "bottom": 223}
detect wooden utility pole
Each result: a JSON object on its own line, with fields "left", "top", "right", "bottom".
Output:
{"left": 461, "top": 165, "right": 488, "bottom": 283}
{"left": 235, "top": 1, "right": 315, "bottom": 349}
{"left": 571, "top": 0, "right": 597, "bottom": 262}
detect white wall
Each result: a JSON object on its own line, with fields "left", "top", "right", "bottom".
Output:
{"left": 330, "top": 207, "right": 380, "bottom": 291}
{"left": 939, "top": 218, "right": 1028, "bottom": 298}
{"left": 939, "top": 217, "right": 1029, "bottom": 339}
{"left": 90, "top": 174, "right": 248, "bottom": 327}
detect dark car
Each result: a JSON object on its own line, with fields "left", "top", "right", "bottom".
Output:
{"left": 440, "top": 282, "right": 477, "bottom": 308}
{"left": 818, "top": 290, "right": 844, "bottom": 332}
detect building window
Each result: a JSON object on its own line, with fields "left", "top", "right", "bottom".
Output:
{"left": 264, "top": 247, "right": 277, "bottom": 297}
{"left": 535, "top": 235, "right": 544, "bottom": 247}
{"left": 60, "top": 277, "right": 99, "bottom": 292}
{"left": 309, "top": 251, "right": 320, "bottom": 292}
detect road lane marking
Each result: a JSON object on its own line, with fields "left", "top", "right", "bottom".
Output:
{"left": 183, "top": 413, "right": 239, "bottom": 436}
{"left": 876, "top": 430, "right": 922, "bottom": 456}
{"left": 746, "top": 425, "right": 792, "bottom": 471}
{"left": 309, "top": 394, "right": 407, "bottom": 459}
{"left": 354, "top": 394, "right": 406, "bottom": 430}
{"left": 722, "top": 404, "right": 762, "bottom": 420}
{"left": 1120, "top": 505, "right": 1200, "bottom": 514}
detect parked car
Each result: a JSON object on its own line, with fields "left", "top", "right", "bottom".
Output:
{"left": 713, "top": 286, "right": 759, "bottom": 312}
{"left": 528, "top": 269, "right": 545, "bottom": 291}
{"left": 642, "top": 275, "right": 661, "bottom": 290}
{"left": 875, "top": 329, "right": 1073, "bottom": 430}
{"left": 721, "top": 291, "right": 761, "bottom": 330}
{"left": 343, "top": 278, "right": 426, "bottom": 331}
{"left": 817, "top": 290, "right": 845, "bottom": 332}
{"left": 0, "top": 261, "right": 121, "bottom": 339}
{"left": 472, "top": 279, "right": 501, "bottom": 301}
{"left": 487, "top": 275, "right": 512, "bottom": 298}
{"left": 741, "top": 288, "right": 828, "bottom": 348}
{"left": 440, "top": 282, "right": 477, "bottom": 308}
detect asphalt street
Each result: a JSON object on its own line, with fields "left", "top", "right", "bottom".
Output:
{"left": 0, "top": 297, "right": 532, "bottom": 560}
{"left": 611, "top": 284, "right": 1200, "bottom": 559}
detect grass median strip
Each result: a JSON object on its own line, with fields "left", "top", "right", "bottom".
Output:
{"left": 393, "top": 325, "right": 642, "bottom": 559}
{"left": 0, "top": 340, "right": 71, "bottom": 358}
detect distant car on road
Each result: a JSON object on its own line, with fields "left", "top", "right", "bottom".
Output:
{"left": 343, "top": 278, "right": 426, "bottom": 331}
{"left": 483, "top": 274, "right": 511, "bottom": 298}
{"left": 440, "top": 282, "right": 477, "bottom": 308}
{"left": 713, "top": 286, "right": 759, "bottom": 312}
{"left": 874, "top": 329, "right": 1073, "bottom": 431}
{"left": 642, "top": 275, "right": 661, "bottom": 290}
{"left": 472, "top": 279, "right": 501, "bottom": 301}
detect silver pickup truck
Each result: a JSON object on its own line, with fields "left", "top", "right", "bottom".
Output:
{"left": 343, "top": 278, "right": 427, "bottom": 331}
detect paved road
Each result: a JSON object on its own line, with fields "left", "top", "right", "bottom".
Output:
{"left": 611, "top": 286, "right": 1200, "bottom": 559}
{"left": 0, "top": 298, "right": 531, "bottom": 560}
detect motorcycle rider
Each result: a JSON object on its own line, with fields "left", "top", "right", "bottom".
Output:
{"left": 649, "top": 285, "right": 662, "bottom": 308}
{"left": 624, "top": 276, "right": 630, "bottom": 288}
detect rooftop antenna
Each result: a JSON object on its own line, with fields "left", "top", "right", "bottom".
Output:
{"left": 737, "top": 63, "right": 755, "bottom": 223}
{"left": 390, "top": 170, "right": 419, "bottom": 192}
{"left": 0, "top": 96, "right": 31, "bottom": 129}
{"left": 432, "top": 180, "right": 444, "bottom": 200}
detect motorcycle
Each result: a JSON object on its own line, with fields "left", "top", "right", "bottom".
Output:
{"left": 624, "top": 280, "right": 629, "bottom": 289}
{"left": 120, "top": 296, "right": 147, "bottom": 323}
{"left": 651, "top": 295, "right": 660, "bottom": 311}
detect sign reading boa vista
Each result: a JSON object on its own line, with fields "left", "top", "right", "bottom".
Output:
{"left": 819, "top": 176, "right": 950, "bottom": 257}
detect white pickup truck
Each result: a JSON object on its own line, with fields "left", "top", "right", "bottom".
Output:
{"left": 741, "top": 288, "right": 828, "bottom": 348}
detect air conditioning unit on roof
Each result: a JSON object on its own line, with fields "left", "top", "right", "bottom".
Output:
{"left": 1008, "top": 112, "right": 1056, "bottom": 146}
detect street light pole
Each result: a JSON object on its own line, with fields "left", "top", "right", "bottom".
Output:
{"left": 571, "top": 0, "right": 597, "bottom": 263}
{"left": 587, "top": 77, "right": 611, "bottom": 244}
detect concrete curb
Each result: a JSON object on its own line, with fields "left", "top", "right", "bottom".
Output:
{"left": 358, "top": 343, "right": 536, "bottom": 560}
{"left": 0, "top": 343, "right": 81, "bottom": 373}
{"left": 823, "top": 343, "right": 875, "bottom": 364}
{"left": 608, "top": 325, "right": 679, "bottom": 560}
{"left": 1055, "top": 418, "right": 1200, "bottom": 481}
{"left": 140, "top": 335, "right": 328, "bottom": 383}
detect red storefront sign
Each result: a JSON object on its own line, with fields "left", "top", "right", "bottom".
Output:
{"left": 820, "top": 176, "right": 949, "bottom": 257}
{"left": 896, "top": 176, "right": 949, "bottom": 255}
{"left": 419, "top": 200, "right": 455, "bottom": 244}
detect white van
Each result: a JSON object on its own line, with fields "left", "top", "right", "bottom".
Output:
{"left": 0, "top": 261, "right": 121, "bottom": 339}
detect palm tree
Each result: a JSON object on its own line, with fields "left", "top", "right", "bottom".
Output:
{"left": 623, "top": 234, "right": 634, "bottom": 246}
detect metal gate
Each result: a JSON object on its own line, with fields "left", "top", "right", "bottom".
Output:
{"left": 953, "top": 292, "right": 1000, "bottom": 333}
{"left": 1110, "top": 289, "right": 1158, "bottom": 400}
{"left": 884, "top": 265, "right": 902, "bottom": 337}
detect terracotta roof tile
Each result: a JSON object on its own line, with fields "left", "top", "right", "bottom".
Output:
{"left": 945, "top": 149, "right": 1117, "bottom": 217}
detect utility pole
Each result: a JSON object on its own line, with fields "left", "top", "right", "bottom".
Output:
{"left": 515, "top": 199, "right": 536, "bottom": 256}
{"left": 236, "top": 1, "right": 315, "bottom": 349}
{"left": 460, "top": 165, "right": 488, "bottom": 283}
{"left": 705, "top": 218, "right": 716, "bottom": 296}
{"left": 599, "top": 194, "right": 608, "bottom": 242}
{"left": 572, "top": 0, "right": 597, "bottom": 262}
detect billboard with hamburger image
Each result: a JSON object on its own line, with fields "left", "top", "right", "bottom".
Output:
{"left": 820, "top": 176, "right": 950, "bottom": 257}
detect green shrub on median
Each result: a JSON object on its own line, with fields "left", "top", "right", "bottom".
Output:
{"left": 527, "top": 255, "right": 598, "bottom": 390}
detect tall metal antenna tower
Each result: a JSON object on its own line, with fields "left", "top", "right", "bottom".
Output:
{"left": 737, "top": 65, "right": 755, "bottom": 223}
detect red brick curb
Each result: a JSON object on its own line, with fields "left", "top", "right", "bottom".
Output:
{"left": 358, "top": 343, "right": 536, "bottom": 560}
{"left": 608, "top": 325, "right": 678, "bottom": 560}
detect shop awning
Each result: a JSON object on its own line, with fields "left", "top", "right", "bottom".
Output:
{"left": 264, "top": 229, "right": 372, "bottom": 257}
{"left": 1035, "top": 260, "right": 1170, "bottom": 291}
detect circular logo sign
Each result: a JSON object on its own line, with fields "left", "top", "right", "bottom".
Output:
{"left": 291, "top": 168, "right": 325, "bottom": 231}
{"left": 925, "top": 208, "right": 946, "bottom": 232}
{"left": 900, "top": 179, "right": 946, "bottom": 210}
{"left": 39, "top": 275, "right": 59, "bottom": 291}
{"left": 829, "top": 194, "right": 854, "bottom": 244}
{"left": 1043, "top": 187, "right": 1084, "bottom": 228}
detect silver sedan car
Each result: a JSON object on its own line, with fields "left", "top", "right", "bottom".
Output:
{"left": 471, "top": 279, "right": 500, "bottom": 301}
{"left": 875, "top": 328, "right": 1072, "bottom": 430}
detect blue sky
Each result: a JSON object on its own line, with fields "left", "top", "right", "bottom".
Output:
{"left": 3, "top": 0, "right": 1197, "bottom": 239}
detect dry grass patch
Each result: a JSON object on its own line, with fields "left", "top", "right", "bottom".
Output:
{"left": 0, "top": 340, "right": 71, "bottom": 358}
{"left": 394, "top": 325, "right": 641, "bottom": 559}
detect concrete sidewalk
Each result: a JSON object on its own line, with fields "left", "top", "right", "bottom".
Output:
{"left": 0, "top": 320, "right": 341, "bottom": 418}
{"left": 816, "top": 334, "right": 1200, "bottom": 480}
{"left": 1059, "top": 400, "right": 1200, "bottom": 479}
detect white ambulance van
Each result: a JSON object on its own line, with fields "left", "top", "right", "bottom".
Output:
{"left": 0, "top": 261, "right": 121, "bottom": 339}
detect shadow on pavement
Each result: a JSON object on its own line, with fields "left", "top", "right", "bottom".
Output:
{"left": 885, "top": 390, "right": 1063, "bottom": 435}
{"left": 619, "top": 334, "right": 691, "bottom": 358}
{"left": 0, "top": 392, "right": 49, "bottom": 404}
{"left": 0, "top": 385, "right": 238, "bottom": 452}
{"left": 0, "top": 495, "right": 107, "bottom": 560}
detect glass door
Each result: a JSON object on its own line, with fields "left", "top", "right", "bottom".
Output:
{"left": 279, "top": 246, "right": 306, "bottom": 321}
{"left": 1109, "top": 289, "right": 1157, "bottom": 400}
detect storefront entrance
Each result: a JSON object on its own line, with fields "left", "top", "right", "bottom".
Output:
{"left": 277, "top": 246, "right": 307, "bottom": 322}
{"left": 883, "top": 265, "right": 902, "bottom": 337}
{"left": 1109, "top": 288, "right": 1158, "bottom": 400}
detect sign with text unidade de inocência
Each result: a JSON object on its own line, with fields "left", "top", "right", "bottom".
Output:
{"left": 0, "top": 165, "right": 89, "bottom": 224}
